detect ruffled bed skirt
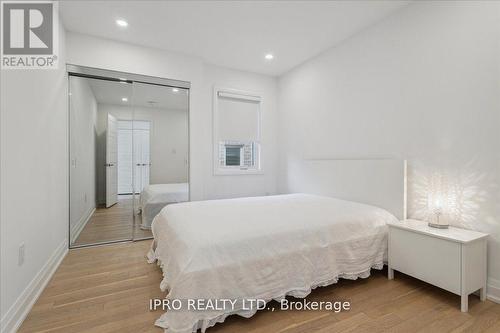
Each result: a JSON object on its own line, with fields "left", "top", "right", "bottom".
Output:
{"left": 148, "top": 242, "right": 384, "bottom": 333}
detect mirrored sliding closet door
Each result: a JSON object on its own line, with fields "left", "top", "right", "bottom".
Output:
{"left": 69, "top": 68, "right": 189, "bottom": 248}
{"left": 131, "top": 82, "right": 189, "bottom": 240}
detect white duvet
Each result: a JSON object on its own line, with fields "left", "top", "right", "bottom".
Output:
{"left": 148, "top": 193, "right": 398, "bottom": 333}
{"left": 140, "top": 183, "right": 189, "bottom": 229}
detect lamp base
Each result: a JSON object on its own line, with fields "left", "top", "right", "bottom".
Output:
{"left": 428, "top": 222, "right": 449, "bottom": 229}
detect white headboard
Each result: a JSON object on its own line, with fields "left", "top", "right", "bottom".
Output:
{"left": 288, "top": 159, "right": 407, "bottom": 220}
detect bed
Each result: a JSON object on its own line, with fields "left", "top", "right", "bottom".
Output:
{"left": 139, "top": 183, "right": 189, "bottom": 229}
{"left": 147, "top": 159, "right": 406, "bottom": 333}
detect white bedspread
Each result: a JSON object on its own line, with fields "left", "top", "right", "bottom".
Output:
{"left": 148, "top": 193, "right": 398, "bottom": 333}
{"left": 140, "top": 183, "right": 189, "bottom": 229}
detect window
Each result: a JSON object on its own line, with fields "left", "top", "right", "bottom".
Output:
{"left": 214, "top": 88, "right": 262, "bottom": 175}
{"left": 219, "top": 141, "right": 256, "bottom": 168}
{"left": 225, "top": 146, "right": 241, "bottom": 166}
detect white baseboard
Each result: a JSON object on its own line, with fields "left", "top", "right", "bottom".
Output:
{"left": 0, "top": 239, "right": 68, "bottom": 333}
{"left": 487, "top": 277, "right": 500, "bottom": 304}
{"left": 70, "top": 206, "right": 95, "bottom": 243}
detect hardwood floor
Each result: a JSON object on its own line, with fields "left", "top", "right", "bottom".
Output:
{"left": 19, "top": 241, "right": 500, "bottom": 333}
{"left": 73, "top": 195, "right": 152, "bottom": 247}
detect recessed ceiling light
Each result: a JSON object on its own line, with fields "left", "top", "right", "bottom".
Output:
{"left": 172, "top": 88, "right": 179, "bottom": 93}
{"left": 116, "top": 19, "right": 128, "bottom": 27}
{"left": 265, "top": 53, "right": 274, "bottom": 60}
{"left": 121, "top": 97, "right": 128, "bottom": 102}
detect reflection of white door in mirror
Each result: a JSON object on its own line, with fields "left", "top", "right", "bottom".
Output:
{"left": 117, "top": 120, "right": 150, "bottom": 194}
{"left": 133, "top": 121, "right": 151, "bottom": 193}
{"left": 106, "top": 114, "right": 118, "bottom": 207}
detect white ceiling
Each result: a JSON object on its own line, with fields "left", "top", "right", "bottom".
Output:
{"left": 85, "top": 78, "right": 189, "bottom": 110}
{"left": 60, "top": 1, "right": 410, "bottom": 76}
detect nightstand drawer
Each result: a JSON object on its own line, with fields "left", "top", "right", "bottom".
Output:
{"left": 389, "top": 227, "right": 461, "bottom": 294}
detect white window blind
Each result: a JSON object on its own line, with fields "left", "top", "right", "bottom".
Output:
{"left": 216, "top": 94, "right": 260, "bottom": 143}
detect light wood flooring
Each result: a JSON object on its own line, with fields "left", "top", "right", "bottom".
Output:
{"left": 19, "top": 241, "right": 500, "bottom": 333}
{"left": 72, "top": 196, "right": 152, "bottom": 247}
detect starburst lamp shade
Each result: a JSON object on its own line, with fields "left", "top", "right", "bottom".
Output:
{"left": 427, "top": 193, "right": 449, "bottom": 229}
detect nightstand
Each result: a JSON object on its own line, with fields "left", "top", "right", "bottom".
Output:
{"left": 388, "top": 219, "right": 488, "bottom": 312}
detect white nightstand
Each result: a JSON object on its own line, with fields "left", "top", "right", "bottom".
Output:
{"left": 388, "top": 219, "right": 488, "bottom": 312}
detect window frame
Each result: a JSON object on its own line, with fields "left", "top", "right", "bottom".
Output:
{"left": 213, "top": 86, "right": 263, "bottom": 175}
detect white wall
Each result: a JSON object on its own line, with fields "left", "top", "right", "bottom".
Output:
{"left": 66, "top": 32, "right": 278, "bottom": 201}
{"left": 0, "top": 22, "right": 68, "bottom": 331}
{"left": 277, "top": 1, "right": 500, "bottom": 297}
{"left": 69, "top": 77, "right": 98, "bottom": 238}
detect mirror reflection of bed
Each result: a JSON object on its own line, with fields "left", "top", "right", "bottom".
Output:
{"left": 69, "top": 73, "right": 189, "bottom": 248}
{"left": 139, "top": 182, "right": 189, "bottom": 230}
